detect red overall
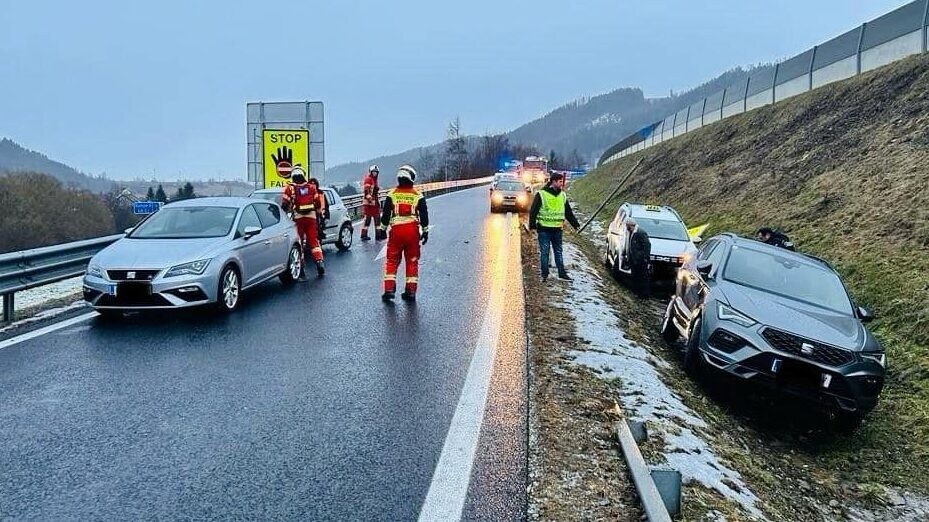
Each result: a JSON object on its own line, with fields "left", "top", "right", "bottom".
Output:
{"left": 283, "top": 183, "right": 324, "bottom": 263}
{"left": 383, "top": 187, "right": 422, "bottom": 294}
{"left": 361, "top": 173, "right": 380, "bottom": 239}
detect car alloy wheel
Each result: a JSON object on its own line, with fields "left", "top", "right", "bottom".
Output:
{"left": 219, "top": 266, "right": 240, "bottom": 312}
{"left": 336, "top": 223, "right": 353, "bottom": 251}
{"left": 280, "top": 244, "right": 302, "bottom": 284}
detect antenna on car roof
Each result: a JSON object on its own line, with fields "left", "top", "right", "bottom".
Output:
{"left": 577, "top": 157, "right": 644, "bottom": 234}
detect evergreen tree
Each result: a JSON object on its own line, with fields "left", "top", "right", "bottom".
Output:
{"left": 146, "top": 186, "right": 155, "bottom": 201}
{"left": 154, "top": 184, "right": 167, "bottom": 203}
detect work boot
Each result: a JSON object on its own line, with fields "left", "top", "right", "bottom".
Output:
{"left": 316, "top": 261, "right": 325, "bottom": 278}
{"left": 361, "top": 231, "right": 370, "bottom": 241}
{"left": 401, "top": 291, "right": 416, "bottom": 302}
{"left": 558, "top": 272, "right": 572, "bottom": 281}
{"left": 382, "top": 291, "right": 395, "bottom": 301}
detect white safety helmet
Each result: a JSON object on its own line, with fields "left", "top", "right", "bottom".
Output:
{"left": 369, "top": 164, "right": 379, "bottom": 174}
{"left": 397, "top": 164, "right": 417, "bottom": 182}
{"left": 291, "top": 165, "right": 307, "bottom": 182}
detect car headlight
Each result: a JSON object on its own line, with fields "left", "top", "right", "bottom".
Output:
{"left": 861, "top": 352, "right": 886, "bottom": 367}
{"left": 164, "top": 259, "right": 211, "bottom": 278}
{"left": 492, "top": 192, "right": 504, "bottom": 203}
{"left": 87, "top": 263, "right": 104, "bottom": 278}
{"left": 717, "top": 302, "right": 757, "bottom": 328}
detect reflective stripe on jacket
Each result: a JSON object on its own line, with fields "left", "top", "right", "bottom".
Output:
{"left": 388, "top": 188, "right": 422, "bottom": 226}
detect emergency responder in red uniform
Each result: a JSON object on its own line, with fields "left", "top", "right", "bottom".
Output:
{"left": 309, "top": 177, "right": 328, "bottom": 240}
{"left": 379, "top": 165, "right": 429, "bottom": 302}
{"left": 360, "top": 165, "right": 380, "bottom": 241}
{"left": 282, "top": 167, "right": 325, "bottom": 278}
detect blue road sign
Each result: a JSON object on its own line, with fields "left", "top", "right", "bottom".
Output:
{"left": 132, "top": 201, "right": 163, "bottom": 215}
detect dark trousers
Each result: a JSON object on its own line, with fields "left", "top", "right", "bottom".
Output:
{"left": 538, "top": 228, "right": 566, "bottom": 278}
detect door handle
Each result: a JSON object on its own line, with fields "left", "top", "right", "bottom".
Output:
{"left": 263, "top": 240, "right": 272, "bottom": 245}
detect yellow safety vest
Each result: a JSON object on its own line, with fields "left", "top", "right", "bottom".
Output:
{"left": 388, "top": 188, "right": 422, "bottom": 226}
{"left": 537, "top": 190, "right": 566, "bottom": 228}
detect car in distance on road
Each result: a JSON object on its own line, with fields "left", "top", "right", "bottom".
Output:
{"left": 606, "top": 203, "right": 698, "bottom": 281}
{"left": 489, "top": 179, "right": 531, "bottom": 213}
{"left": 660, "top": 233, "right": 886, "bottom": 429}
{"left": 83, "top": 197, "right": 303, "bottom": 316}
{"left": 250, "top": 186, "right": 354, "bottom": 251}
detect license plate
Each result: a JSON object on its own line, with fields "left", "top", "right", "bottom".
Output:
{"left": 107, "top": 284, "right": 117, "bottom": 296}
{"left": 777, "top": 360, "right": 822, "bottom": 388}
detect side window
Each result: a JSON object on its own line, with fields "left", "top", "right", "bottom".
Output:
{"left": 255, "top": 203, "right": 281, "bottom": 227}
{"left": 237, "top": 205, "right": 262, "bottom": 236}
{"left": 697, "top": 239, "right": 719, "bottom": 261}
{"left": 325, "top": 189, "right": 337, "bottom": 206}
{"left": 706, "top": 241, "right": 728, "bottom": 269}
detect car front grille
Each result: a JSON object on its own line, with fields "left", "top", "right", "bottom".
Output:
{"left": 761, "top": 328, "right": 855, "bottom": 367}
{"left": 106, "top": 269, "right": 160, "bottom": 281}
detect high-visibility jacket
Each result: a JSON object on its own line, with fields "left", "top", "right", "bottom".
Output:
{"left": 537, "top": 189, "right": 566, "bottom": 228}
{"left": 386, "top": 187, "right": 422, "bottom": 226}
{"left": 284, "top": 183, "right": 318, "bottom": 218}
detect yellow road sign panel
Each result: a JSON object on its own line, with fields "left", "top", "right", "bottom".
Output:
{"left": 263, "top": 129, "right": 309, "bottom": 188}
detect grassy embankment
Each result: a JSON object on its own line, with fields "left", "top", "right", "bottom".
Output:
{"left": 570, "top": 53, "right": 929, "bottom": 493}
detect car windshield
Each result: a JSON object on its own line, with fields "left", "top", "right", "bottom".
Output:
{"left": 496, "top": 182, "right": 524, "bottom": 191}
{"left": 723, "top": 245, "right": 853, "bottom": 314}
{"left": 130, "top": 206, "right": 239, "bottom": 239}
{"left": 635, "top": 217, "right": 689, "bottom": 241}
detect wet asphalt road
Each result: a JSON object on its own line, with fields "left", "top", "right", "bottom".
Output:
{"left": 0, "top": 186, "right": 527, "bottom": 520}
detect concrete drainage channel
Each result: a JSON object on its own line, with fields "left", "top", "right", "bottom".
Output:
{"left": 616, "top": 419, "right": 681, "bottom": 521}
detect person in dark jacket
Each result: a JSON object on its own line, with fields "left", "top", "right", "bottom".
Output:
{"left": 756, "top": 227, "right": 795, "bottom": 251}
{"left": 624, "top": 218, "right": 652, "bottom": 297}
{"left": 528, "top": 173, "right": 580, "bottom": 281}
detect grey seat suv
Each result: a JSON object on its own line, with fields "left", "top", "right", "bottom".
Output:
{"left": 660, "top": 233, "right": 886, "bottom": 429}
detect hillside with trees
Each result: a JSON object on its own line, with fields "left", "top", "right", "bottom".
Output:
{"left": 325, "top": 66, "right": 761, "bottom": 183}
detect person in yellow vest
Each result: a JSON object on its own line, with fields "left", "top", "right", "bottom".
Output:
{"left": 378, "top": 165, "right": 429, "bottom": 301}
{"left": 528, "top": 172, "right": 579, "bottom": 281}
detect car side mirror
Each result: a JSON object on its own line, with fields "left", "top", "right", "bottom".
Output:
{"left": 696, "top": 260, "right": 713, "bottom": 279}
{"left": 692, "top": 236, "right": 703, "bottom": 245}
{"left": 124, "top": 227, "right": 134, "bottom": 236}
{"left": 243, "top": 225, "right": 261, "bottom": 239}
{"left": 858, "top": 306, "right": 875, "bottom": 323}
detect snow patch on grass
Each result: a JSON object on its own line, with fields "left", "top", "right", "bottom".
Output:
{"left": 557, "top": 243, "right": 764, "bottom": 519}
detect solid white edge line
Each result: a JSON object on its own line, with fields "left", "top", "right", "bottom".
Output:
{"left": 0, "top": 311, "right": 98, "bottom": 351}
{"left": 418, "top": 213, "right": 515, "bottom": 522}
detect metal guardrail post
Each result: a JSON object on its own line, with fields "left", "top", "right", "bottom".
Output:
{"left": 923, "top": 0, "right": 929, "bottom": 53}
{"left": 3, "top": 293, "right": 13, "bottom": 322}
{"left": 615, "top": 421, "right": 673, "bottom": 522}
{"left": 742, "top": 76, "right": 750, "bottom": 113}
{"left": 808, "top": 45, "right": 818, "bottom": 91}
{"left": 772, "top": 63, "right": 780, "bottom": 104}
{"left": 856, "top": 23, "right": 867, "bottom": 74}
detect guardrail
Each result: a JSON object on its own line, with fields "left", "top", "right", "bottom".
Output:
{"left": 599, "top": 0, "right": 929, "bottom": 166}
{"left": 0, "top": 176, "right": 492, "bottom": 322}
{"left": 0, "top": 234, "right": 124, "bottom": 321}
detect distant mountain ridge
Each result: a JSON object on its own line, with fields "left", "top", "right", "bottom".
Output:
{"left": 0, "top": 138, "right": 114, "bottom": 193}
{"left": 325, "top": 66, "right": 761, "bottom": 184}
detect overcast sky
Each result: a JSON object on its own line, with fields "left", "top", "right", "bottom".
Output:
{"left": 0, "top": 1, "right": 911, "bottom": 180}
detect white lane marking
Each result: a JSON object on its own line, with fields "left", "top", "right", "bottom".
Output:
{"left": 0, "top": 311, "right": 98, "bottom": 351}
{"left": 418, "top": 213, "right": 515, "bottom": 522}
